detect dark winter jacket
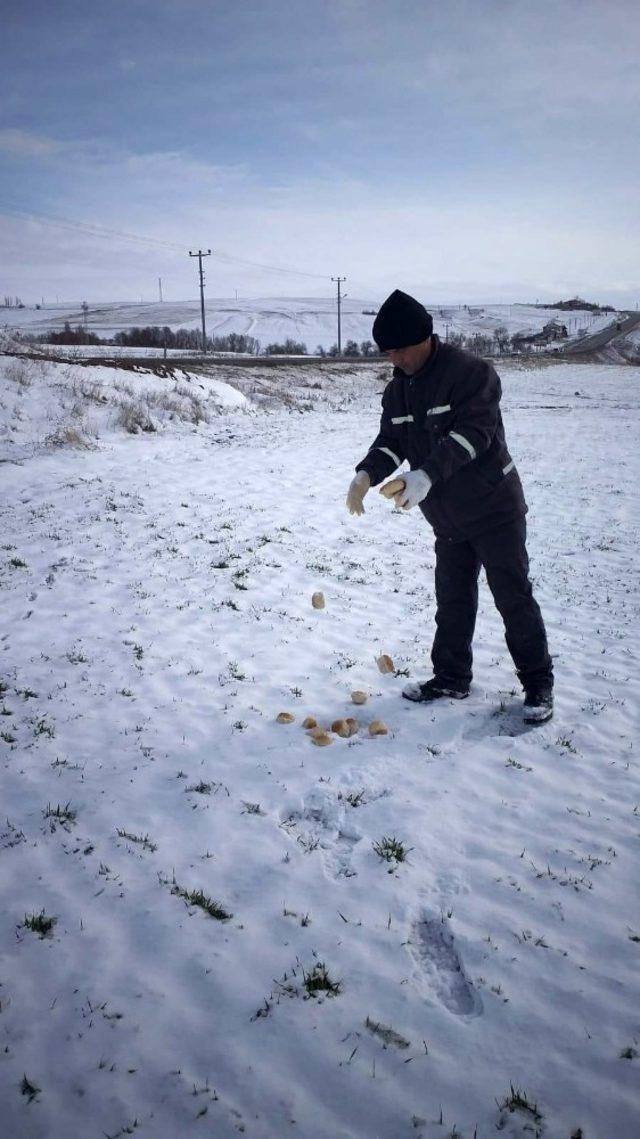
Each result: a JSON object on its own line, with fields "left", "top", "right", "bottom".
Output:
{"left": 356, "top": 336, "right": 527, "bottom": 540}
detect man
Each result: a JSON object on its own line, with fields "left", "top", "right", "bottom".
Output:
{"left": 346, "top": 289, "right": 553, "bottom": 724}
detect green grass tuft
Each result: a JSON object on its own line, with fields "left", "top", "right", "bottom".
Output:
{"left": 22, "top": 910, "right": 57, "bottom": 938}
{"left": 302, "top": 962, "right": 342, "bottom": 998}
{"left": 171, "top": 881, "right": 232, "bottom": 921}
{"left": 116, "top": 828, "right": 158, "bottom": 852}
{"left": 20, "top": 1074, "right": 41, "bottom": 1101}
{"left": 372, "top": 835, "right": 411, "bottom": 864}
{"left": 497, "top": 1083, "right": 544, "bottom": 1134}
{"left": 43, "top": 802, "right": 77, "bottom": 828}
{"left": 185, "top": 781, "right": 212, "bottom": 795}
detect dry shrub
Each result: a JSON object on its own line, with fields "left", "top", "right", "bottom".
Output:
{"left": 113, "top": 379, "right": 136, "bottom": 398}
{"left": 4, "top": 359, "right": 32, "bottom": 387}
{"left": 44, "top": 424, "right": 93, "bottom": 449}
{"left": 149, "top": 391, "right": 203, "bottom": 423}
{"left": 115, "top": 398, "right": 156, "bottom": 435}
{"left": 170, "top": 384, "right": 209, "bottom": 424}
{"left": 151, "top": 394, "right": 185, "bottom": 418}
{"left": 72, "top": 378, "right": 108, "bottom": 404}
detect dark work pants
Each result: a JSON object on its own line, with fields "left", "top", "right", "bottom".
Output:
{"left": 431, "top": 516, "right": 553, "bottom": 691}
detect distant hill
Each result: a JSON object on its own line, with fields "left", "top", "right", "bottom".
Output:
{"left": 2, "top": 297, "right": 618, "bottom": 353}
{"left": 536, "top": 297, "right": 615, "bottom": 313}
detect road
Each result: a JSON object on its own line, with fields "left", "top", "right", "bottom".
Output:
{"left": 560, "top": 310, "right": 640, "bottom": 355}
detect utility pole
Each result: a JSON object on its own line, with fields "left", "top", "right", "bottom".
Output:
{"left": 189, "top": 249, "right": 212, "bottom": 353}
{"left": 331, "top": 276, "right": 347, "bottom": 355}
{"left": 158, "top": 277, "right": 163, "bottom": 303}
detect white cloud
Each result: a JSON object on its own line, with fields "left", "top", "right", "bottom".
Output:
{"left": 0, "top": 129, "right": 60, "bottom": 158}
{"left": 2, "top": 169, "right": 637, "bottom": 307}
{"left": 1, "top": 0, "right": 638, "bottom": 307}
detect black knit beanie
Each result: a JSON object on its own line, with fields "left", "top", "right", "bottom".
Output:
{"left": 372, "top": 290, "right": 433, "bottom": 350}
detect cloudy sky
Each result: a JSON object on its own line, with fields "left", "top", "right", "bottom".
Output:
{"left": 1, "top": 0, "right": 639, "bottom": 305}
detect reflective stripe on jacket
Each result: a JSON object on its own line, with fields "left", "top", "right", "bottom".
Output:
{"left": 356, "top": 336, "right": 527, "bottom": 540}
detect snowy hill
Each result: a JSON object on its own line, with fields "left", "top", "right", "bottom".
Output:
{"left": 1, "top": 296, "right": 617, "bottom": 352}
{"left": 1, "top": 350, "right": 639, "bottom": 1138}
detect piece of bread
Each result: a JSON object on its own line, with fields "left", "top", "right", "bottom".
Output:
{"left": 276, "top": 712, "right": 295, "bottom": 724}
{"left": 312, "top": 591, "right": 325, "bottom": 610}
{"left": 331, "top": 718, "right": 351, "bottom": 738}
{"left": 376, "top": 653, "right": 395, "bottom": 674}
{"left": 302, "top": 716, "right": 318, "bottom": 730}
{"left": 351, "top": 690, "right": 368, "bottom": 705}
{"left": 345, "top": 717, "right": 359, "bottom": 737}
{"left": 368, "top": 719, "right": 389, "bottom": 736}
{"left": 379, "top": 477, "right": 406, "bottom": 500}
{"left": 311, "top": 731, "right": 333, "bottom": 747}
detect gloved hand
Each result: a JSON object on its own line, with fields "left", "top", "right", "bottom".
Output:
{"left": 396, "top": 469, "right": 432, "bottom": 510}
{"left": 346, "top": 471, "right": 371, "bottom": 515}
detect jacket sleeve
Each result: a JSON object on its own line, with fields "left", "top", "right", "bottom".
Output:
{"left": 421, "top": 361, "right": 501, "bottom": 485}
{"left": 355, "top": 384, "right": 405, "bottom": 486}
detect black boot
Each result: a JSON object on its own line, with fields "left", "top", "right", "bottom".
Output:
{"left": 402, "top": 678, "right": 470, "bottom": 704}
{"left": 523, "top": 688, "right": 553, "bottom": 725}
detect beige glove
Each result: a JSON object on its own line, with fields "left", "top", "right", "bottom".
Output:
{"left": 346, "top": 471, "right": 371, "bottom": 515}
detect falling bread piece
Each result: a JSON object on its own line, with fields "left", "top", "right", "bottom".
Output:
{"left": 311, "top": 731, "right": 333, "bottom": 747}
{"left": 345, "top": 717, "right": 359, "bottom": 737}
{"left": 369, "top": 719, "right": 389, "bottom": 736}
{"left": 276, "top": 712, "right": 295, "bottom": 724}
{"left": 351, "top": 690, "right": 368, "bottom": 705}
{"left": 379, "top": 477, "right": 406, "bottom": 500}
{"left": 302, "top": 716, "right": 318, "bottom": 730}
{"left": 376, "top": 653, "right": 395, "bottom": 674}
{"left": 311, "top": 591, "right": 325, "bottom": 610}
{"left": 331, "top": 718, "right": 351, "bottom": 738}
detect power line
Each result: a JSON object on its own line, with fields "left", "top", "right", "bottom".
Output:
{"left": 210, "top": 249, "right": 329, "bottom": 281}
{"left": 0, "top": 202, "right": 334, "bottom": 282}
{"left": 0, "top": 203, "right": 183, "bottom": 252}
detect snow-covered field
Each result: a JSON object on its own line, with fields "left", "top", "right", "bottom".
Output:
{"left": 1, "top": 297, "right": 616, "bottom": 353}
{"left": 1, "top": 352, "right": 639, "bottom": 1139}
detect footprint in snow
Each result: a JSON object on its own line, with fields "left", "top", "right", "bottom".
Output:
{"left": 434, "top": 868, "right": 470, "bottom": 901}
{"left": 322, "top": 828, "right": 362, "bottom": 880}
{"left": 463, "top": 702, "right": 541, "bottom": 741}
{"left": 302, "top": 788, "right": 364, "bottom": 879}
{"left": 279, "top": 789, "right": 363, "bottom": 878}
{"left": 408, "top": 913, "right": 482, "bottom": 1017}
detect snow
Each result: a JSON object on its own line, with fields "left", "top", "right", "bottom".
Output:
{"left": 0, "top": 355, "right": 250, "bottom": 460}
{"left": 1, "top": 297, "right": 619, "bottom": 352}
{"left": 0, "top": 351, "right": 639, "bottom": 1139}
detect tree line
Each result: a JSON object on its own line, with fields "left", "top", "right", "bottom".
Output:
{"left": 36, "top": 322, "right": 542, "bottom": 357}
{"left": 43, "top": 323, "right": 262, "bottom": 353}
{"left": 537, "top": 297, "right": 615, "bottom": 313}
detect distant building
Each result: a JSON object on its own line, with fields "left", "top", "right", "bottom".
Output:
{"left": 512, "top": 320, "right": 568, "bottom": 350}
{"left": 541, "top": 320, "right": 568, "bottom": 341}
